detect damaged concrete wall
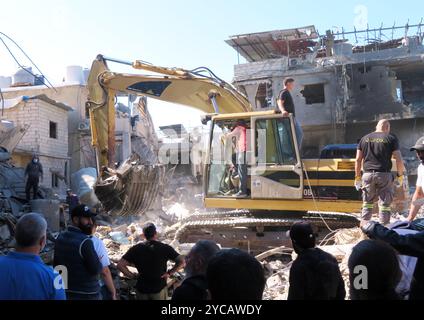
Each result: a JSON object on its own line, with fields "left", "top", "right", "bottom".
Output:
{"left": 346, "top": 65, "right": 410, "bottom": 120}
{"left": 1, "top": 99, "right": 70, "bottom": 196}
{"left": 232, "top": 34, "right": 424, "bottom": 159}
{"left": 2, "top": 85, "right": 88, "bottom": 177}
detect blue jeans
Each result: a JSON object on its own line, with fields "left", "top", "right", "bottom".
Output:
{"left": 237, "top": 152, "right": 248, "bottom": 194}
{"left": 279, "top": 117, "right": 303, "bottom": 162}
{"left": 294, "top": 118, "right": 303, "bottom": 150}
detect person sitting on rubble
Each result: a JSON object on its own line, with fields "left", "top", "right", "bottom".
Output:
{"left": 206, "top": 248, "right": 265, "bottom": 300}
{"left": 65, "top": 189, "right": 80, "bottom": 215}
{"left": 361, "top": 220, "right": 424, "bottom": 300}
{"left": 0, "top": 213, "right": 66, "bottom": 300}
{"left": 348, "top": 239, "right": 401, "bottom": 300}
{"left": 87, "top": 222, "right": 117, "bottom": 300}
{"left": 54, "top": 204, "right": 103, "bottom": 300}
{"left": 117, "top": 222, "right": 185, "bottom": 300}
{"left": 24, "top": 154, "right": 43, "bottom": 201}
{"left": 172, "top": 240, "right": 220, "bottom": 300}
{"left": 287, "top": 221, "right": 345, "bottom": 300}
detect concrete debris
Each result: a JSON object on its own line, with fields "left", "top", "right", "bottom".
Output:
{"left": 109, "top": 231, "right": 130, "bottom": 245}
{"left": 334, "top": 227, "right": 364, "bottom": 245}
{"left": 0, "top": 224, "right": 11, "bottom": 241}
{"left": 262, "top": 227, "right": 364, "bottom": 300}
{"left": 266, "top": 273, "right": 284, "bottom": 289}
{"left": 268, "top": 260, "right": 285, "bottom": 271}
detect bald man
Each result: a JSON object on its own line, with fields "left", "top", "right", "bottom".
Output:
{"left": 355, "top": 120, "right": 405, "bottom": 225}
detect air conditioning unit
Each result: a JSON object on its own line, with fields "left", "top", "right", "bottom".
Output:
{"left": 289, "top": 58, "right": 302, "bottom": 68}
{"left": 78, "top": 121, "right": 90, "bottom": 131}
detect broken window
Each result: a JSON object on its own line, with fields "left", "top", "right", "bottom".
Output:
{"left": 49, "top": 121, "right": 57, "bottom": 139}
{"left": 301, "top": 84, "right": 325, "bottom": 104}
{"left": 255, "top": 82, "right": 273, "bottom": 109}
{"left": 358, "top": 66, "right": 372, "bottom": 74}
{"left": 51, "top": 173, "right": 59, "bottom": 188}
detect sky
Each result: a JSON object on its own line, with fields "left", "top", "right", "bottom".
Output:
{"left": 0, "top": 0, "right": 423, "bottom": 129}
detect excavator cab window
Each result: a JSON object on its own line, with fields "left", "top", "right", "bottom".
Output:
{"left": 206, "top": 119, "right": 251, "bottom": 197}
{"left": 255, "top": 118, "right": 297, "bottom": 165}
{"left": 250, "top": 114, "right": 304, "bottom": 200}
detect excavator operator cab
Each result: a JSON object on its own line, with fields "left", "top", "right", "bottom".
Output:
{"left": 204, "top": 112, "right": 304, "bottom": 201}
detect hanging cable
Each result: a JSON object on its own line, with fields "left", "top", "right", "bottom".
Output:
{"left": 302, "top": 161, "right": 335, "bottom": 232}
{"left": 0, "top": 32, "right": 57, "bottom": 92}
{"left": 0, "top": 87, "right": 4, "bottom": 117}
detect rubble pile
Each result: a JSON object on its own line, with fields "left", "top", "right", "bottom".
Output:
{"left": 261, "top": 228, "right": 364, "bottom": 300}
{"left": 0, "top": 213, "right": 16, "bottom": 256}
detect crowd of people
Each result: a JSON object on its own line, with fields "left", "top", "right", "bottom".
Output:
{"left": 1, "top": 207, "right": 424, "bottom": 300}
{"left": 2, "top": 86, "right": 424, "bottom": 300}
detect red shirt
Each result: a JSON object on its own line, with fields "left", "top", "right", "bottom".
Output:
{"left": 229, "top": 125, "right": 247, "bottom": 152}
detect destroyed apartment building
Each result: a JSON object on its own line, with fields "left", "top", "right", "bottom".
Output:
{"left": 227, "top": 23, "right": 424, "bottom": 175}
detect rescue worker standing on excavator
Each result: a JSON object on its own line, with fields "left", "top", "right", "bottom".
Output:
{"left": 24, "top": 155, "right": 43, "bottom": 201}
{"left": 355, "top": 119, "right": 405, "bottom": 225}
{"left": 277, "top": 78, "right": 303, "bottom": 149}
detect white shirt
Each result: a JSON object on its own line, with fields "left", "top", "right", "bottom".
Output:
{"left": 91, "top": 236, "right": 110, "bottom": 268}
{"left": 417, "top": 164, "right": 424, "bottom": 188}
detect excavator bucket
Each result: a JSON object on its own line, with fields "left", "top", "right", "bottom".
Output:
{"left": 94, "top": 154, "right": 167, "bottom": 216}
{"left": 86, "top": 55, "right": 253, "bottom": 216}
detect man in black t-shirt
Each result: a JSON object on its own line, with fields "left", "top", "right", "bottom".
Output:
{"left": 277, "top": 78, "right": 303, "bottom": 151}
{"left": 117, "top": 223, "right": 185, "bottom": 300}
{"left": 288, "top": 222, "right": 345, "bottom": 300}
{"left": 355, "top": 119, "right": 405, "bottom": 225}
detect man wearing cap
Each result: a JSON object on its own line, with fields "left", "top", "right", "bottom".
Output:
{"left": 287, "top": 222, "right": 345, "bottom": 300}
{"left": 117, "top": 222, "right": 185, "bottom": 300}
{"left": 407, "top": 136, "right": 424, "bottom": 221}
{"left": 355, "top": 119, "right": 405, "bottom": 225}
{"left": 54, "top": 204, "right": 103, "bottom": 300}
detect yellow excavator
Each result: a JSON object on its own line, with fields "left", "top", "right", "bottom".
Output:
{"left": 86, "top": 55, "right": 408, "bottom": 251}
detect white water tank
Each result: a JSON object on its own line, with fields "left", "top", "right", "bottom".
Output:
{"left": 12, "top": 67, "right": 34, "bottom": 85}
{"left": 0, "top": 76, "right": 12, "bottom": 88}
{"left": 66, "top": 65, "right": 84, "bottom": 84}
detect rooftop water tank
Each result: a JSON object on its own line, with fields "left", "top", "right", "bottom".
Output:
{"left": 34, "top": 75, "right": 45, "bottom": 86}
{"left": 66, "top": 65, "right": 84, "bottom": 84}
{"left": 0, "top": 76, "right": 12, "bottom": 88}
{"left": 12, "top": 67, "right": 34, "bottom": 86}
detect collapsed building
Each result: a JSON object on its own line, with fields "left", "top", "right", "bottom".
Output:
{"left": 226, "top": 23, "right": 424, "bottom": 177}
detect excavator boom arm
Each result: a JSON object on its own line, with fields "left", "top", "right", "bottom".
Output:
{"left": 86, "top": 54, "right": 253, "bottom": 169}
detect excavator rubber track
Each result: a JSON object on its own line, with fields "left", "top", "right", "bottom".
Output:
{"left": 167, "top": 210, "right": 360, "bottom": 252}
